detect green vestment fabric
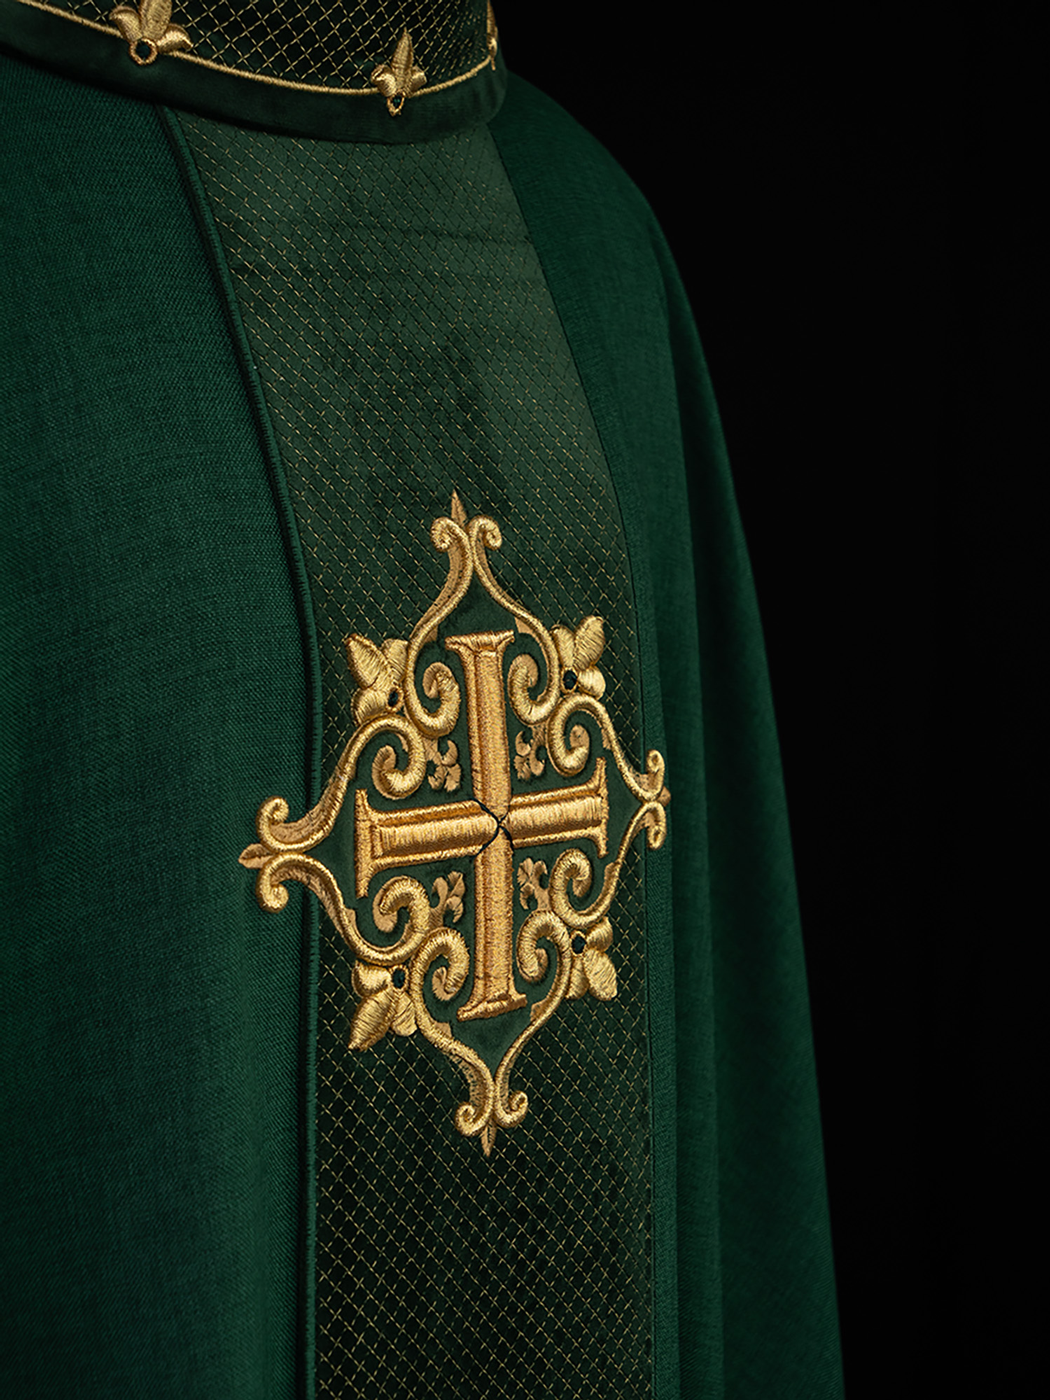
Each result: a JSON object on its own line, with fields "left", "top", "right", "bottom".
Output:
{"left": 1, "top": 5, "right": 842, "bottom": 1396}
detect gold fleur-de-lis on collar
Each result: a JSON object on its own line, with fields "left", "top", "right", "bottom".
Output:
{"left": 109, "top": 0, "right": 192, "bottom": 65}
{"left": 487, "top": 2, "right": 498, "bottom": 69}
{"left": 371, "top": 28, "right": 427, "bottom": 116}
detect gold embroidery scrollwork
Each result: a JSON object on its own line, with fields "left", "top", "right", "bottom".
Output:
{"left": 496, "top": 911, "right": 573, "bottom": 1121}
{"left": 398, "top": 508, "right": 471, "bottom": 739}
{"left": 408, "top": 910, "right": 573, "bottom": 1155}
{"left": 410, "top": 925, "right": 494, "bottom": 1145}
{"left": 241, "top": 493, "right": 669, "bottom": 1153}
{"left": 470, "top": 518, "right": 563, "bottom": 728}
{"left": 547, "top": 691, "right": 668, "bottom": 804}
{"left": 348, "top": 871, "right": 466, "bottom": 1049}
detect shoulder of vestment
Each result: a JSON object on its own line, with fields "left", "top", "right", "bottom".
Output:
{"left": 492, "top": 73, "right": 674, "bottom": 308}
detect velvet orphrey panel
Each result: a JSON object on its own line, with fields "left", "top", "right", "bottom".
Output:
{"left": 180, "top": 113, "right": 652, "bottom": 1399}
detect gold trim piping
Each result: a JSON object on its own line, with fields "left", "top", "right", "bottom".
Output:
{"left": 13, "top": 0, "right": 495, "bottom": 99}
{"left": 177, "top": 48, "right": 493, "bottom": 99}
{"left": 16, "top": 0, "right": 113, "bottom": 34}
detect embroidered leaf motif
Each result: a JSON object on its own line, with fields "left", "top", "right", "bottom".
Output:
{"left": 573, "top": 615, "right": 605, "bottom": 671}
{"left": 426, "top": 737, "right": 461, "bottom": 792}
{"left": 141, "top": 0, "right": 171, "bottom": 37}
{"left": 517, "top": 858, "right": 550, "bottom": 911}
{"left": 583, "top": 947, "right": 617, "bottom": 1000}
{"left": 371, "top": 28, "right": 427, "bottom": 115}
{"left": 390, "top": 995, "right": 417, "bottom": 1036}
{"left": 156, "top": 25, "right": 191, "bottom": 52}
{"left": 110, "top": 0, "right": 192, "bottom": 61}
{"left": 514, "top": 725, "right": 546, "bottom": 780}
{"left": 349, "top": 984, "right": 399, "bottom": 1050}
{"left": 383, "top": 638, "right": 408, "bottom": 679}
{"left": 567, "top": 918, "right": 617, "bottom": 1001}
{"left": 346, "top": 634, "right": 385, "bottom": 689}
{"left": 349, "top": 961, "right": 417, "bottom": 1049}
{"left": 110, "top": 3, "right": 139, "bottom": 34}
{"left": 346, "top": 633, "right": 408, "bottom": 725}
{"left": 431, "top": 872, "right": 466, "bottom": 923}
{"left": 553, "top": 618, "right": 606, "bottom": 699}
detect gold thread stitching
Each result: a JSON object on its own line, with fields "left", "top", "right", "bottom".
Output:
{"left": 424, "top": 736, "right": 461, "bottom": 792}
{"left": 240, "top": 498, "right": 669, "bottom": 1152}
{"left": 513, "top": 722, "right": 546, "bottom": 780}
{"left": 176, "top": 47, "right": 493, "bottom": 98}
{"left": 182, "top": 112, "right": 654, "bottom": 1383}
{"left": 14, "top": 0, "right": 496, "bottom": 98}
{"left": 486, "top": 0, "right": 498, "bottom": 69}
{"left": 109, "top": 0, "right": 191, "bottom": 64}
{"left": 371, "top": 28, "right": 426, "bottom": 116}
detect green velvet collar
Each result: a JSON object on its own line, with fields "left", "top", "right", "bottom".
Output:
{"left": 0, "top": 0, "right": 505, "bottom": 141}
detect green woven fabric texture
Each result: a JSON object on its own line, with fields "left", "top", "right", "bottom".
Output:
{"left": 490, "top": 76, "right": 844, "bottom": 1399}
{"left": 0, "top": 53, "right": 308, "bottom": 1398}
{"left": 177, "top": 114, "right": 654, "bottom": 1398}
{"left": 0, "top": 31, "right": 843, "bottom": 1396}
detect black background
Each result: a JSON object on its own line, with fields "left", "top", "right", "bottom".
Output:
{"left": 509, "top": 4, "right": 1039, "bottom": 1395}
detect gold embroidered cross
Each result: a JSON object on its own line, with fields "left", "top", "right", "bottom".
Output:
{"left": 241, "top": 496, "right": 668, "bottom": 1151}
{"left": 355, "top": 628, "right": 609, "bottom": 1021}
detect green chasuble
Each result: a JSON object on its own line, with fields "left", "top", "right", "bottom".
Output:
{"left": 0, "top": 3, "right": 842, "bottom": 1396}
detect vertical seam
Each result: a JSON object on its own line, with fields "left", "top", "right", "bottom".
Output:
{"left": 156, "top": 102, "right": 322, "bottom": 1400}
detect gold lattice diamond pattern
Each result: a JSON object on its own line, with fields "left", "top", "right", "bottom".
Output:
{"left": 51, "top": 0, "right": 489, "bottom": 88}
